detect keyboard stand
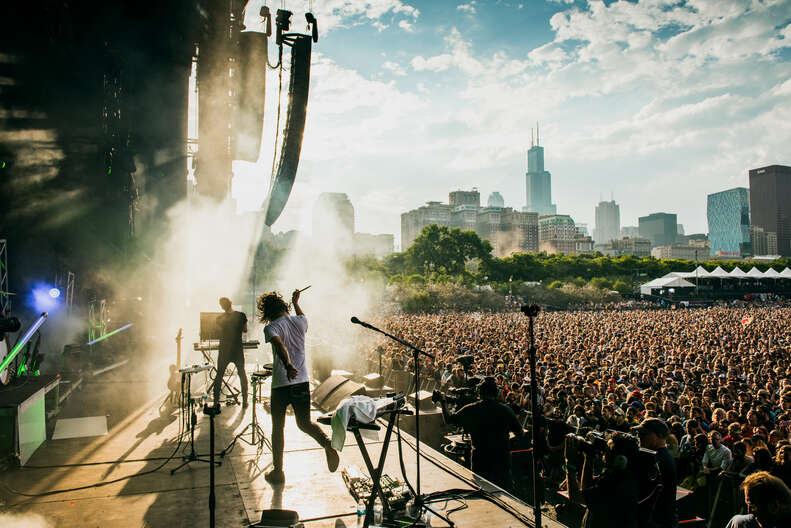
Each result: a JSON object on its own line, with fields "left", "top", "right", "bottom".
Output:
{"left": 320, "top": 406, "right": 412, "bottom": 528}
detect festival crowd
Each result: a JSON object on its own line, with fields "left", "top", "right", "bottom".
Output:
{"left": 367, "top": 301, "right": 791, "bottom": 523}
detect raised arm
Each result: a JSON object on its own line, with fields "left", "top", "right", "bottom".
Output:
{"left": 292, "top": 289, "right": 304, "bottom": 317}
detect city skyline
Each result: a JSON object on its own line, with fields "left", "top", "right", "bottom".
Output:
{"left": 229, "top": 0, "right": 791, "bottom": 247}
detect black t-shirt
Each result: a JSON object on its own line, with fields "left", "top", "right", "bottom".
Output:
{"left": 449, "top": 399, "right": 522, "bottom": 470}
{"left": 582, "top": 470, "right": 639, "bottom": 528}
{"left": 218, "top": 311, "right": 247, "bottom": 357}
{"left": 652, "top": 446, "right": 679, "bottom": 528}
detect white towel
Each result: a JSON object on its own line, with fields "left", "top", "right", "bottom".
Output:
{"left": 330, "top": 395, "right": 394, "bottom": 451}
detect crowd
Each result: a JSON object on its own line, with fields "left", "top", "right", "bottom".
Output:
{"left": 367, "top": 300, "right": 791, "bottom": 522}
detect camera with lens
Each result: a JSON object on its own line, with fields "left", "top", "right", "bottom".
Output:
{"left": 567, "top": 430, "right": 609, "bottom": 455}
{"left": 432, "top": 387, "right": 477, "bottom": 409}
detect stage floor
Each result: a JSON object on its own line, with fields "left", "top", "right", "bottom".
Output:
{"left": 0, "top": 363, "right": 565, "bottom": 528}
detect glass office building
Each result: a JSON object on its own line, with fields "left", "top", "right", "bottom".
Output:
{"left": 707, "top": 187, "right": 751, "bottom": 256}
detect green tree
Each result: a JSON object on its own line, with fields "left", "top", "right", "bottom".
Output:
{"left": 589, "top": 277, "right": 613, "bottom": 290}
{"left": 405, "top": 224, "right": 492, "bottom": 275}
{"left": 406, "top": 273, "right": 426, "bottom": 286}
{"left": 612, "top": 279, "right": 632, "bottom": 294}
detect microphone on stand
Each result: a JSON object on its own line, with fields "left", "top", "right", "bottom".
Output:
{"left": 350, "top": 316, "right": 374, "bottom": 330}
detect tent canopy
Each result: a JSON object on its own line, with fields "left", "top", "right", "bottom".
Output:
{"left": 746, "top": 267, "right": 765, "bottom": 278}
{"left": 764, "top": 268, "right": 781, "bottom": 278}
{"left": 640, "top": 276, "right": 696, "bottom": 295}
{"left": 708, "top": 266, "right": 731, "bottom": 278}
{"left": 729, "top": 267, "right": 748, "bottom": 278}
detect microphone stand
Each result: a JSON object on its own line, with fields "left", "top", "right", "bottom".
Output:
{"left": 352, "top": 318, "right": 453, "bottom": 527}
{"left": 521, "top": 304, "right": 543, "bottom": 528}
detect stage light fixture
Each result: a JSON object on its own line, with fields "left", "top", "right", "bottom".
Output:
{"left": 0, "top": 316, "right": 20, "bottom": 333}
{"left": 87, "top": 323, "right": 133, "bottom": 346}
{"left": 0, "top": 312, "right": 48, "bottom": 380}
{"left": 30, "top": 283, "right": 61, "bottom": 312}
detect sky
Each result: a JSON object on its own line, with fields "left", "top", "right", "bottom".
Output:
{"left": 230, "top": 0, "right": 791, "bottom": 248}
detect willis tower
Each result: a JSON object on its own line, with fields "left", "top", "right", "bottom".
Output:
{"left": 524, "top": 124, "right": 556, "bottom": 217}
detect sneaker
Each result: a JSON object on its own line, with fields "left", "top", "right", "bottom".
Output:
{"left": 264, "top": 469, "right": 285, "bottom": 484}
{"left": 325, "top": 447, "right": 340, "bottom": 472}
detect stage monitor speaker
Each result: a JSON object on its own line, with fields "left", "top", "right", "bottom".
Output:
{"left": 408, "top": 390, "right": 436, "bottom": 412}
{"left": 362, "top": 373, "right": 383, "bottom": 388}
{"left": 311, "top": 375, "right": 365, "bottom": 411}
{"left": 264, "top": 34, "right": 312, "bottom": 226}
{"left": 322, "top": 381, "right": 365, "bottom": 411}
{"left": 398, "top": 409, "right": 445, "bottom": 449}
{"left": 233, "top": 31, "right": 268, "bottom": 162}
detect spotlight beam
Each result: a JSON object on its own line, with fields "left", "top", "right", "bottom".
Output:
{"left": 87, "top": 323, "right": 133, "bottom": 346}
{"left": 0, "top": 312, "right": 48, "bottom": 377}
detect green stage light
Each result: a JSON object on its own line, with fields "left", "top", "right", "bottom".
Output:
{"left": 87, "top": 323, "right": 133, "bottom": 346}
{"left": 0, "top": 312, "right": 48, "bottom": 377}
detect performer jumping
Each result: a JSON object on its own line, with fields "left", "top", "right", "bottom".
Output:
{"left": 213, "top": 297, "right": 249, "bottom": 408}
{"left": 258, "top": 288, "right": 339, "bottom": 484}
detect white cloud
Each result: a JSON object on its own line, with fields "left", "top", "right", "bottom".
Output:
{"left": 241, "top": 0, "right": 791, "bottom": 240}
{"left": 382, "top": 60, "right": 408, "bottom": 76}
{"left": 243, "top": 0, "right": 419, "bottom": 33}
{"left": 398, "top": 19, "right": 415, "bottom": 32}
{"left": 457, "top": 2, "right": 477, "bottom": 14}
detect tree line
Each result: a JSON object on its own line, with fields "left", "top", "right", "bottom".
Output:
{"left": 347, "top": 224, "right": 791, "bottom": 292}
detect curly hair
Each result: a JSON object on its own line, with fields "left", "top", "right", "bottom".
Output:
{"left": 257, "top": 291, "right": 290, "bottom": 322}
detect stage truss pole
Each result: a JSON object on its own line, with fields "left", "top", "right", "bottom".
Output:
{"left": 0, "top": 239, "right": 9, "bottom": 314}
{"left": 66, "top": 271, "right": 75, "bottom": 315}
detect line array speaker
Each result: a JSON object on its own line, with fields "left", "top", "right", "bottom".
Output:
{"left": 264, "top": 34, "right": 312, "bottom": 226}
{"left": 233, "top": 31, "right": 268, "bottom": 162}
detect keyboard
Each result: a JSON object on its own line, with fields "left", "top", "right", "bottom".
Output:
{"left": 193, "top": 340, "right": 260, "bottom": 351}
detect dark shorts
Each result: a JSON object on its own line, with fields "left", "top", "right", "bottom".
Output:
{"left": 271, "top": 382, "right": 311, "bottom": 419}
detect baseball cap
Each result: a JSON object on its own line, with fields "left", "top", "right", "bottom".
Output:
{"left": 633, "top": 417, "right": 669, "bottom": 437}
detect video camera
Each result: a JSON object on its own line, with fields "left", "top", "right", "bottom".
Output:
{"left": 432, "top": 387, "right": 477, "bottom": 410}
{"left": 566, "top": 430, "right": 609, "bottom": 455}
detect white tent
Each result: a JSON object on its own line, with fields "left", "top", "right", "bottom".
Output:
{"left": 746, "top": 267, "right": 765, "bottom": 278}
{"left": 640, "top": 276, "right": 696, "bottom": 295}
{"left": 694, "top": 265, "right": 711, "bottom": 278}
{"left": 781, "top": 268, "right": 791, "bottom": 278}
{"left": 730, "top": 267, "right": 748, "bottom": 278}
{"left": 764, "top": 268, "right": 781, "bottom": 278}
{"left": 708, "top": 266, "right": 731, "bottom": 278}
{"left": 663, "top": 271, "right": 695, "bottom": 279}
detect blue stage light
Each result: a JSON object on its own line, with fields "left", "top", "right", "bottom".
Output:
{"left": 29, "top": 283, "right": 61, "bottom": 312}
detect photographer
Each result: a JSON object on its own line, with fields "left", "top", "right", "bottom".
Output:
{"left": 635, "top": 417, "right": 679, "bottom": 528}
{"left": 437, "top": 376, "right": 524, "bottom": 488}
{"left": 564, "top": 431, "right": 639, "bottom": 528}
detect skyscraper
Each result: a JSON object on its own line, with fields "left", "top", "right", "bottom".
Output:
{"left": 313, "top": 192, "right": 355, "bottom": 251}
{"left": 639, "top": 212, "right": 677, "bottom": 247}
{"left": 487, "top": 192, "right": 505, "bottom": 208}
{"left": 593, "top": 200, "right": 621, "bottom": 244}
{"left": 749, "top": 165, "right": 791, "bottom": 257}
{"left": 538, "top": 214, "right": 576, "bottom": 254}
{"left": 524, "top": 125, "right": 556, "bottom": 217}
{"left": 400, "top": 201, "right": 451, "bottom": 249}
{"left": 707, "top": 187, "right": 751, "bottom": 257}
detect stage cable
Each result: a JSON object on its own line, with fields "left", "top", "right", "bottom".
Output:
{"left": 0, "top": 391, "right": 187, "bottom": 500}
{"left": 269, "top": 51, "right": 285, "bottom": 190}
{"left": 390, "top": 418, "right": 533, "bottom": 527}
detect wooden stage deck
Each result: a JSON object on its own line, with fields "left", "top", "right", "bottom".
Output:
{"left": 0, "top": 362, "right": 566, "bottom": 528}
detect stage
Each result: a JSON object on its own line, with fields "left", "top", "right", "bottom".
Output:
{"left": 0, "top": 361, "right": 565, "bottom": 527}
